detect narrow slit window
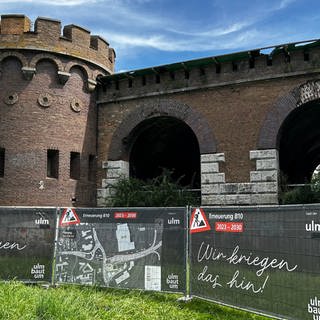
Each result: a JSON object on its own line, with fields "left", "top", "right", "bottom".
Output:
{"left": 47, "top": 149, "right": 59, "bottom": 179}
{"left": 155, "top": 74, "right": 160, "bottom": 84}
{"left": 88, "top": 154, "right": 95, "bottom": 181}
{"left": 0, "top": 148, "right": 5, "bottom": 178}
{"left": 142, "top": 76, "right": 146, "bottom": 86}
{"left": 266, "top": 56, "right": 272, "bottom": 66}
{"left": 128, "top": 78, "right": 133, "bottom": 88}
{"left": 70, "top": 152, "right": 80, "bottom": 180}
{"left": 184, "top": 70, "right": 190, "bottom": 79}
{"left": 304, "top": 52, "right": 310, "bottom": 61}
{"left": 215, "top": 64, "right": 221, "bottom": 73}
{"left": 232, "top": 62, "right": 238, "bottom": 71}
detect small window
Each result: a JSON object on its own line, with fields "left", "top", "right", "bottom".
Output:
{"left": 232, "top": 62, "right": 238, "bottom": 71}
{"left": 115, "top": 80, "right": 119, "bottom": 90}
{"left": 155, "top": 74, "right": 160, "bottom": 84}
{"left": 266, "top": 56, "right": 273, "bottom": 66}
{"left": 215, "top": 64, "right": 221, "bottom": 74}
{"left": 0, "top": 148, "right": 5, "bottom": 178}
{"left": 128, "top": 78, "right": 133, "bottom": 88}
{"left": 142, "top": 75, "right": 146, "bottom": 86}
{"left": 304, "top": 52, "right": 310, "bottom": 61}
{"left": 70, "top": 152, "right": 80, "bottom": 180}
{"left": 88, "top": 154, "right": 95, "bottom": 181}
{"left": 169, "top": 71, "right": 175, "bottom": 80}
{"left": 249, "top": 57, "right": 255, "bottom": 69}
{"left": 184, "top": 70, "right": 190, "bottom": 79}
{"left": 47, "top": 149, "right": 59, "bottom": 178}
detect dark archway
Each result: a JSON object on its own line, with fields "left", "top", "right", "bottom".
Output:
{"left": 128, "top": 116, "right": 200, "bottom": 188}
{"left": 278, "top": 99, "right": 320, "bottom": 184}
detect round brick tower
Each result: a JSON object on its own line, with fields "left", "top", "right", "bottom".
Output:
{"left": 0, "top": 14, "right": 115, "bottom": 207}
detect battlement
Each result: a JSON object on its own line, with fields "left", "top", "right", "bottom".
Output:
{"left": 0, "top": 14, "right": 115, "bottom": 73}
{"left": 99, "top": 39, "right": 320, "bottom": 101}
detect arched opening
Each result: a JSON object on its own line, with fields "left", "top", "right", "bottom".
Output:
{"left": 278, "top": 99, "right": 320, "bottom": 184}
{"left": 128, "top": 116, "right": 200, "bottom": 188}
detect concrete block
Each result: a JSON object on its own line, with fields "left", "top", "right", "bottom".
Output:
{"left": 256, "top": 159, "right": 278, "bottom": 170}
{"left": 202, "top": 194, "right": 225, "bottom": 205}
{"left": 201, "top": 173, "right": 225, "bottom": 184}
{"left": 250, "top": 170, "right": 278, "bottom": 182}
{"left": 225, "top": 194, "right": 251, "bottom": 205}
{"left": 201, "top": 162, "right": 219, "bottom": 173}
{"left": 252, "top": 182, "right": 278, "bottom": 193}
{"left": 237, "top": 183, "right": 254, "bottom": 193}
{"left": 105, "top": 160, "right": 129, "bottom": 171}
{"left": 250, "top": 149, "right": 277, "bottom": 160}
{"left": 201, "top": 153, "right": 217, "bottom": 163}
{"left": 201, "top": 184, "right": 221, "bottom": 194}
{"left": 251, "top": 193, "right": 279, "bottom": 205}
{"left": 222, "top": 183, "right": 240, "bottom": 194}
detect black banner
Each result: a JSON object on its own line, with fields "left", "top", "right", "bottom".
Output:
{"left": 55, "top": 207, "right": 186, "bottom": 293}
{"left": 189, "top": 205, "right": 320, "bottom": 320}
{"left": 0, "top": 207, "right": 56, "bottom": 282}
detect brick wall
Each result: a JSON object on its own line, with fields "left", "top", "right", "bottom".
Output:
{"left": 0, "top": 57, "right": 97, "bottom": 207}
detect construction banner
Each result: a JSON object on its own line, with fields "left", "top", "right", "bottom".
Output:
{"left": 55, "top": 207, "right": 186, "bottom": 293}
{"left": 189, "top": 205, "right": 320, "bottom": 320}
{"left": 0, "top": 207, "right": 57, "bottom": 282}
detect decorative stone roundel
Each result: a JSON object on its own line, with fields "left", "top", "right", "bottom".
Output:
{"left": 4, "top": 92, "right": 18, "bottom": 105}
{"left": 38, "top": 92, "right": 53, "bottom": 108}
{"left": 70, "top": 97, "right": 82, "bottom": 113}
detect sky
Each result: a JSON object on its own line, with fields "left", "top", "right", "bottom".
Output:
{"left": 0, "top": 0, "right": 319, "bottom": 72}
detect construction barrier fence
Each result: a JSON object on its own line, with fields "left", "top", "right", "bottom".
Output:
{"left": 1, "top": 205, "right": 320, "bottom": 319}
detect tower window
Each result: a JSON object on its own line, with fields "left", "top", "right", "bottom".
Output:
{"left": 0, "top": 148, "right": 5, "bottom": 177}
{"left": 47, "top": 149, "right": 59, "bottom": 178}
{"left": 70, "top": 152, "right": 80, "bottom": 180}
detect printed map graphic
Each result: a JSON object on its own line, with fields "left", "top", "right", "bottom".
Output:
{"left": 55, "top": 220, "right": 163, "bottom": 290}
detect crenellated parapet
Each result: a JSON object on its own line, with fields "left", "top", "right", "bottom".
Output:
{"left": 0, "top": 14, "right": 115, "bottom": 77}
{"left": 98, "top": 39, "right": 320, "bottom": 102}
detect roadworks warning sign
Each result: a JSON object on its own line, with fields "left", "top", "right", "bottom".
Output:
{"left": 60, "top": 208, "right": 80, "bottom": 227}
{"left": 190, "top": 208, "right": 211, "bottom": 234}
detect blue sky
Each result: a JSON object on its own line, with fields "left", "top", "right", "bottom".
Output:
{"left": 0, "top": 0, "right": 319, "bottom": 72}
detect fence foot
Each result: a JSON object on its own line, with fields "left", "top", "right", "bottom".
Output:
{"left": 177, "top": 295, "right": 193, "bottom": 302}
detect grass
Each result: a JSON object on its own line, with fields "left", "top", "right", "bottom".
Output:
{"left": 0, "top": 281, "right": 273, "bottom": 320}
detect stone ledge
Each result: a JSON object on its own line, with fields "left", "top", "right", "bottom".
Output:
{"left": 201, "top": 172, "right": 225, "bottom": 184}
{"left": 250, "top": 149, "right": 277, "bottom": 160}
{"left": 250, "top": 170, "right": 278, "bottom": 182}
{"left": 201, "top": 153, "right": 225, "bottom": 163}
{"left": 256, "top": 159, "right": 278, "bottom": 171}
{"left": 201, "top": 162, "right": 219, "bottom": 173}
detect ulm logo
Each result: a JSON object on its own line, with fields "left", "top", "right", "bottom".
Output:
{"left": 168, "top": 217, "right": 180, "bottom": 225}
{"left": 307, "top": 296, "right": 320, "bottom": 319}
{"left": 306, "top": 221, "right": 320, "bottom": 232}
{"left": 35, "top": 212, "right": 49, "bottom": 225}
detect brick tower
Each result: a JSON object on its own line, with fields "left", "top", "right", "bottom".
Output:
{"left": 0, "top": 14, "right": 115, "bottom": 207}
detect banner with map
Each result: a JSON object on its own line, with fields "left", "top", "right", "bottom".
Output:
{"left": 55, "top": 207, "right": 186, "bottom": 293}
{"left": 189, "top": 206, "right": 320, "bottom": 320}
{"left": 0, "top": 207, "right": 57, "bottom": 282}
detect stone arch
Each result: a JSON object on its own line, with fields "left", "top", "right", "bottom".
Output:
{"left": 30, "top": 53, "right": 63, "bottom": 71}
{"left": 0, "top": 51, "right": 28, "bottom": 67}
{"left": 108, "top": 99, "right": 217, "bottom": 161}
{"left": 65, "top": 61, "right": 90, "bottom": 79}
{"left": 257, "top": 80, "right": 320, "bottom": 149}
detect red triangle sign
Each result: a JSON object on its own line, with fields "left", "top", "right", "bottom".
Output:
{"left": 190, "top": 208, "right": 211, "bottom": 234}
{"left": 60, "top": 208, "right": 80, "bottom": 227}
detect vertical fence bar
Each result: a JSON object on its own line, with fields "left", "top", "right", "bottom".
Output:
{"left": 51, "top": 207, "right": 60, "bottom": 286}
